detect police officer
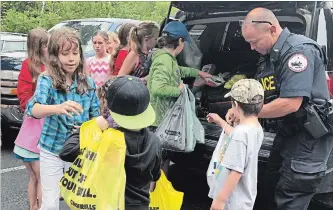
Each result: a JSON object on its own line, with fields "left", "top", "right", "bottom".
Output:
{"left": 226, "top": 8, "right": 333, "bottom": 209}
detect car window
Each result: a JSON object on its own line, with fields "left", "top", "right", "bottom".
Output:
{"left": 115, "top": 24, "right": 123, "bottom": 33}
{"left": 189, "top": 25, "right": 207, "bottom": 48}
{"left": 1, "top": 41, "right": 26, "bottom": 52}
{"left": 49, "top": 21, "right": 113, "bottom": 52}
{"left": 114, "top": 21, "right": 141, "bottom": 33}
{"left": 189, "top": 25, "right": 207, "bottom": 40}
{"left": 317, "top": 8, "right": 328, "bottom": 48}
{"left": 0, "top": 40, "right": 3, "bottom": 51}
{"left": 222, "top": 21, "right": 305, "bottom": 52}
{"left": 188, "top": 22, "right": 227, "bottom": 54}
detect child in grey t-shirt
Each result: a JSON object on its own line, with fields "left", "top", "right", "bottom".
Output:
{"left": 207, "top": 79, "right": 265, "bottom": 210}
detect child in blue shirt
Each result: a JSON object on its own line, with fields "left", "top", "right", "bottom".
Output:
{"left": 27, "top": 28, "right": 100, "bottom": 210}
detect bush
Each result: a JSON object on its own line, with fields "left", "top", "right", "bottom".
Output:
{"left": 1, "top": 1, "right": 177, "bottom": 34}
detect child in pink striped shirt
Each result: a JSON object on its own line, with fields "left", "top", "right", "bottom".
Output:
{"left": 86, "top": 31, "right": 111, "bottom": 87}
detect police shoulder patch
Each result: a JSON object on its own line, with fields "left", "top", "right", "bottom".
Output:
{"left": 287, "top": 53, "right": 308, "bottom": 72}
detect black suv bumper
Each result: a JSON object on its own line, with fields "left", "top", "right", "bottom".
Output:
{"left": 1, "top": 95, "right": 19, "bottom": 105}
{"left": 1, "top": 105, "right": 23, "bottom": 130}
{"left": 169, "top": 121, "right": 333, "bottom": 193}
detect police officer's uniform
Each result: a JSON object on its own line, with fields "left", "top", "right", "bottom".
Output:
{"left": 255, "top": 28, "right": 333, "bottom": 209}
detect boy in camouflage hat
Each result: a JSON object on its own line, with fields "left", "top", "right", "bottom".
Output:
{"left": 206, "top": 79, "right": 265, "bottom": 210}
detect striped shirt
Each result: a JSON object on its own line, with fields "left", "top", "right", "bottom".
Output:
{"left": 87, "top": 55, "right": 111, "bottom": 87}
{"left": 27, "top": 75, "right": 100, "bottom": 155}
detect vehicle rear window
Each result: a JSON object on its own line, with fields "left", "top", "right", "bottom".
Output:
{"left": 189, "top": 25, "right": 207, "bottom": 40}
{"left": 1, "top": 41, "right": 26, "bottom": 52}
{"left": 225, "top": 21, "right": 305, "bottom": 52}
{"left": 49, "top": 21, "right": 113, "bottom": 52}
{"left": 189, "top": 20, "right": 305, "bottom": 53}
{"left": 189, "top": 25, "right": 207, "bottom": 48}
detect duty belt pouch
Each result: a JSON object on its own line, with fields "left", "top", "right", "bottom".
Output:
{"left": 304, "top": 104, "right": 329, "bottom": 139}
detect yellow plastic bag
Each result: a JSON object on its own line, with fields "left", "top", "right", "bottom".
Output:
{"left": 149, "top": 171, "right": 184, "bottom": 210}
{"left": 59, "top": 119, "right": 126, "bottom": 210}
{"left": 224, "top": 74, "right": 247, "bottom": 89}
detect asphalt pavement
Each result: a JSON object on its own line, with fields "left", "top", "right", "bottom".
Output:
{"left": 1, "top": 131, "right": 331, "bottom": 210}
{"left": 0, "top": 146, "right": 211, "bottom": 210}
{"left": 1, "top": 131, "right": 212, "bottom": 210}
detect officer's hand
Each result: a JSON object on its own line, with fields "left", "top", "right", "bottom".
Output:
{"left": 226, "top": 108, "right": 239, "bottom": 125}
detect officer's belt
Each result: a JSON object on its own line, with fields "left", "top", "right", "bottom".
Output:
{"left": 271, "top": 109, "right": 306, "bottom": 136}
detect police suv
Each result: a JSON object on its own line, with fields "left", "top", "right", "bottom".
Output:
{"left": 164, "top": 1, "right": 333, "bottom": 208}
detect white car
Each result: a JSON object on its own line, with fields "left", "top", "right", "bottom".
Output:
{"left": 0, "top": 32, "right": 27, "bottom": 53}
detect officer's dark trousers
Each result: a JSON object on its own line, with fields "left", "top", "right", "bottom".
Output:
{"left": 263, "top": 131, "right": 326, "bottom": 210}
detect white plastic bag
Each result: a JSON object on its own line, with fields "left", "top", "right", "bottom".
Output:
{"left": 155, "top": 87, "right": 188, "bottom": 151}
{"left": 207, "top": 129, "right": 228, "bottom": 188}
{"left": 188, "top": 88, "right": 205, "bottom": 144}
{"left": 156, "top": 86, "right": 202, "bottom": 152}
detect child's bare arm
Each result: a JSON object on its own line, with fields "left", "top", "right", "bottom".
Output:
{"left": 28, "top": 75, "right": 83, "bottom": 119}
{"left": 32, "top": 101, "right": 83, "bottom": 119}
{"left": 32, "top": 104, "right": 60, "bottom": 118}
{"left": 217, "top": 170, "right": 242, "bottom": 202}
{"left": 207, "top": 113, "right": 234, "bottom": 135}
{"left": 218, "top": 119, "right": 235, "bottom": 136}
{"left": 210, "top": 170, "right": 242, "bottom": 210}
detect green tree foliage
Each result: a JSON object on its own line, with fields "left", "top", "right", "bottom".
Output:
{"left": 1, "top": 1, "right": 177, "bottom": 33}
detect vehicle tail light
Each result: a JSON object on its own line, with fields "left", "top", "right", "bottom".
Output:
{"left": 327, "top": 71, "right": 333, "bottom": 98}
{"left": 1, "top": 87, "right": 18, "bottom": 95}
{"left": 11, "top": 88, "right": 18, "bottom": 95}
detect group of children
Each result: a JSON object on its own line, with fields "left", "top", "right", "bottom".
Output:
{"left": 14, "top": 19, "right": 266, "bottom": 210}
{"left": 86, "top": 21, "right": 160, "bottom": 87}
{"left": 13, "top": 21, "right": 161, "bottom": 210}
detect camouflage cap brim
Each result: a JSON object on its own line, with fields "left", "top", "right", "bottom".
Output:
{"left": 224, "top": 92, "right": 232, "bottom": 98}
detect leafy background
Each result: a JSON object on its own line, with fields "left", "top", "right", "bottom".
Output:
{"left": 1, "top": 1, "right": 177, "bottom": 33}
